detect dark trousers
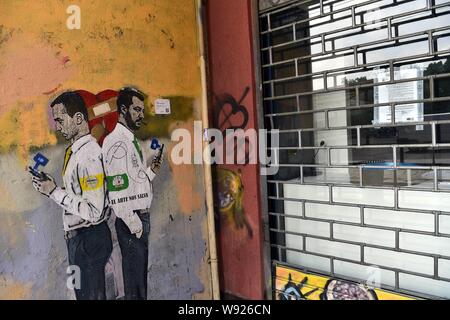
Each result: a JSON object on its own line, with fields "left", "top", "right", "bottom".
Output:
{"left": 66, "top": 221, "right": 113, "bottom": 300}
{"left": 115, "top": 211, "right": 150, "bottom": 300}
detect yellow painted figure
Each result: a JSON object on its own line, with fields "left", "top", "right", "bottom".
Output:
{"left": 216, "top": 168, "right": 252, "bottom": 238}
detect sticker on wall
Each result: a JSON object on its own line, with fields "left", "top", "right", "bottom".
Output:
{"left": 155, "top": 98, "right": 171, "bottom": 115}
{"left": 275, "top": 265, "right": 417, "bottom": 300}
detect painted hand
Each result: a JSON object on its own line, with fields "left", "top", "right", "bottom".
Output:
{"left": 29, "top": 167, "right": 57, "bottom": 197}
{"left": 136, "top": 228, "right": 143, "bottom": 239}
{"left": 150, "top": 151, "right": 164, "bottom": 174}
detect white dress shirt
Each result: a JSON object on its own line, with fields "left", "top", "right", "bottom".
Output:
{"left": 102, "top": 123, "right": 155, "bottom": 234}
{"left": 50, "top": 134, "right": 108, "bottom": 232}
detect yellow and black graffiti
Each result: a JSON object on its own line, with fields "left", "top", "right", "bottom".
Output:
{"left": 215, "top": 168, "right": 253, "bottom": 238}
{"left": 275, "top": 265, "right": 416, "bottom": 300}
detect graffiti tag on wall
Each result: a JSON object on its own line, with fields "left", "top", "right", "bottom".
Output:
{"left": 214, "top": 87, "right": 251, "bottom": 165}
{"left": 213, "top": 87, "right": 254, "bottom": 238}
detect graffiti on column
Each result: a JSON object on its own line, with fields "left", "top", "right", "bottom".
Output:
{"left": 216, "top": 168, "right": 253, "bottom": 238}
{"left": 213, "top": 87, "right": 254, "bottom": 238}
{"left": 214, "top": 87, "right": 250, "bottom": 165}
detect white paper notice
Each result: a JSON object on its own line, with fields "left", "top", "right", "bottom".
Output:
{"left": 373, "top": 68, "right": 424, "bottom": 127}
{"left": 155, "top": 99, "right": 171, "bottom": 115}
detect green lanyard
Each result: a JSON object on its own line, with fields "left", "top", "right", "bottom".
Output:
{"left": 132, "top": 137, "right": 143, "bottom": 162}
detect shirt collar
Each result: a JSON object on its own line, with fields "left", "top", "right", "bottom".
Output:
{"left": 71, "top": 134, "right": 95, "bottom": 153}
{"left": 114, "top": 122, "right": 135, "bottom": 141}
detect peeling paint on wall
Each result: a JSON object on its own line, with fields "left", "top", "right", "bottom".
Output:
{"left": 0, "top": 0, "right": 212, "bottom": 300}
{"left": 0, "top": 0, "right": 201, "bottom": 160}
{"left": 137, "top": 96, "right": 195, "bottom": 140}
{"left": 0, "top": 277, "right": 32, "bottom": 300}
{"left": 168, "top": 120, "right": 203, "bottom": 216}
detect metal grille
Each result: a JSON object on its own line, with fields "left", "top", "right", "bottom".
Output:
{"left": 259, "top": 0, "right": 450, "bottom": 299}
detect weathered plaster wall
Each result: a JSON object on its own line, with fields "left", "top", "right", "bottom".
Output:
{"left": 0, "top": 0, "right": 212, "bottom": 300}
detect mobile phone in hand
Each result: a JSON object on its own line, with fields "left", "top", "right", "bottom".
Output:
{"left": 156, "top": 144, "right": 165, "bottom": 162}
{"left": 28, "top": 166, "right": 49, "bottom": 181}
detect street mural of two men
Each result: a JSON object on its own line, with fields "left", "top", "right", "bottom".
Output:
{"left": 28, "top": 87, "right": 164, "bottom": 300}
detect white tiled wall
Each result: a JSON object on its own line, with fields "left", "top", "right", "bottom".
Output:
{"left": 364, "top": 247, "right": 434, "bottom": 276}
{"left": 399, "top": 273, "right": 450, "bottom": 299}
{"left": 285, "top": 234, "right": 303, "bottom": 252}
{"left": 285, "top": 218, "right": 330, "bottom": 237}
{"left": 266, "top": 0, "right": 450, "bottom": 301}
{"left": 306, "top": 238, "right": 361, "bottom": 261}
{"left": 333, "top": 224, "right": 396, "bottom": 248}
{"left": 333, "top": 260, "right": 397, "bottom": 287}
{"left": 364, "top": 208, "right": 434, "bottom": 232}
{"left": 438, "top": 259, "right": 450, "bottom": 279}
{"left": 399, "top": 190, "right": 450, "bottom": 212}
{"left": 306, "top": 203, "right": 360, "bottom": 223}
{"left": 282, "top": 182, "right": 450, "bottom": 299}
{"left": 284, "top": 200, "right": 303, "bottom": 216}
{"left": 286, "top": 251, "right": 331, "bottom": 273}
{"left": 439, "top": 214, "right": 450, "bottom": 235}
{"left": 284, "top": 184, "right": 330, "bottom": 202}
{"left": 332, "top": 187, "right": 395, "bottom": 207}
{"left": 400, "top": 232, "right": 450, "bottom": 257}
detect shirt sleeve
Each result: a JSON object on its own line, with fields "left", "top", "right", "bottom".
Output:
{"left": 145, "top": 167, "right": 156, "bottom": 181}
{"left": 50, "top": 153, "right": 106, "bottom": 223}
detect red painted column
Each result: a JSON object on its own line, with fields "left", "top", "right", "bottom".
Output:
{"left": 206, "top": 0, "right": 265, "bottom": 299}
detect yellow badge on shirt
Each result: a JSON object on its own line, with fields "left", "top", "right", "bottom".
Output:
{"left": 80, "top": 174, "right": 104, "bottom": 191}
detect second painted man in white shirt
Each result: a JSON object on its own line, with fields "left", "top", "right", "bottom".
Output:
{"left": 102, "top": 87, "right": 163, "bottom": 300}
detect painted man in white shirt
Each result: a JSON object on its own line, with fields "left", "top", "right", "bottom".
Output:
{"left": 102, "top": 87, "right": 163, "bottom": 300}
{"left": 29, "top": 91, "right": 113, "bottom": 300}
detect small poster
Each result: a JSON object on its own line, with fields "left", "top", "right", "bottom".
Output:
{"left": 373, "top": 68, "right": 424, "bottom": 128}
{"left": 155, "top": 98, "right": 171, "bottom": 115}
